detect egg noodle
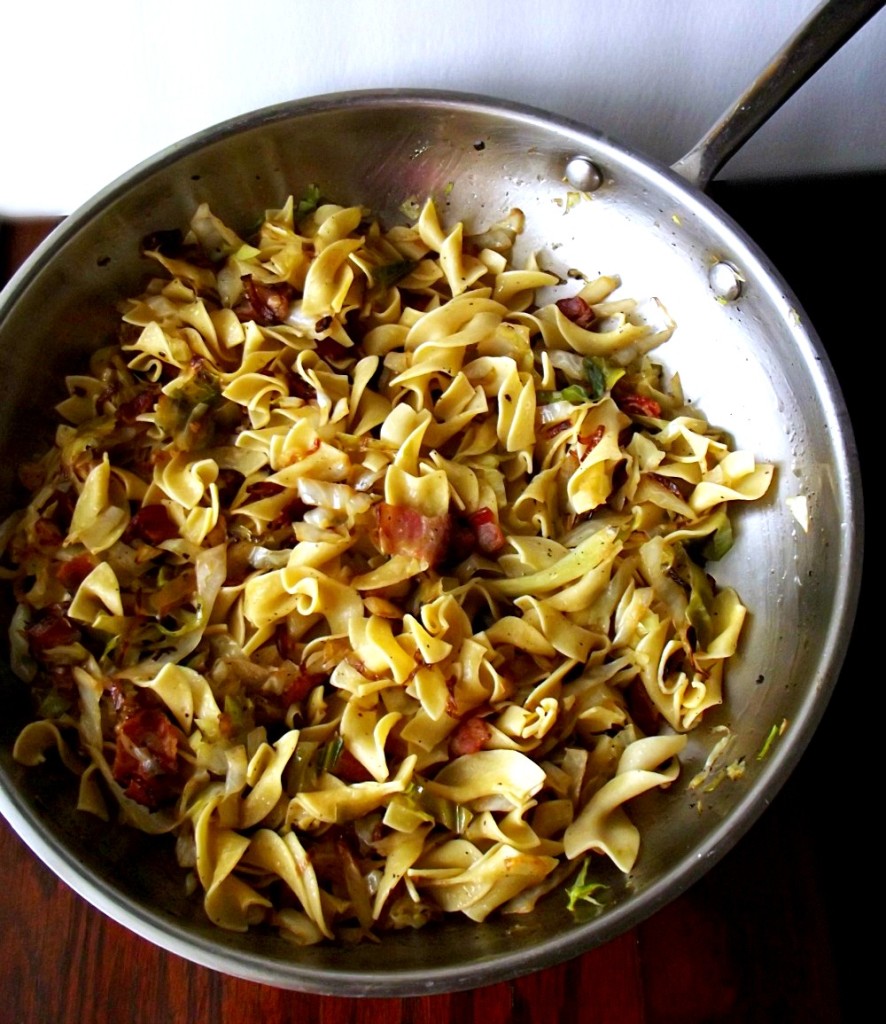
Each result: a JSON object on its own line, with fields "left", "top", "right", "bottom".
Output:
{"left": 0, "top": 194, "right": 772, "bottom": 942}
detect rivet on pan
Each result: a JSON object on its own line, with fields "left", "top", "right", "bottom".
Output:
{"left": 709, "top": 261, "right": 743, "bottom": 301}
{"left": 564, "top": 155, "right": 603, "bottom": 192}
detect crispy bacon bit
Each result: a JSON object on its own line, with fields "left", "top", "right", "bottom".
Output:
{"left": 468, "top": 507, "right": 506, "bottom": 555}
{"left": 246, "top": 480, "right": 285, "bottom": 500}
{"left": 616, "top": 393, "right": 662, "bottom": 418}
{"left": 56, "top": 553, "right": 97, "bottom": 591}
{"left": 217, "top": 712, "right": 235, "bottom": 739}
{"left": 281, "top": 666, "right": 325, "bottom": 705}
{"left": 246, "top": 476, "right": 309, "bottom": 528}
{"left": 25, "top": 609, "right": 81, "bottom": 657}
{"left": 112, "top": 707, "right": 183, "bottom": 808}
{"left": 541, "top": 419, "right": 571, "bottom": 439}
{"left": 649, "top": 472, "right": 685, "bottom": 498}
{"left": 578, "top": 425, "right": 606, "bottom": 454}
{"left": 95, "top": 380, "right": 121, "bottom": 410}
{"left": 375, "top": 502, "right": 452, "bottom": 568}
{"left": 234, "top": 278, "right": 293, "bottom": 325}
{"left": 556, "top": 295, "right": 596, "bottom": 329}
{"left": 117, "top": 387, "right": 158, "bottom": 423}
{"left": 334, "top": 748, "right": 373, "bottom": 783}
{"left": 445, "top": 695, "right": 459, "bottom": 720}
{"left": 449, "top": 714, "right": 492, "bottom": 757}
{"left": 124, "top": 504, "right": 179, "bottom": 545}
{"left": 33, "top": 517, "right": 64, "bottom": 548}
{"left": 286, "top": 371, "right": 316, "bottom": 401}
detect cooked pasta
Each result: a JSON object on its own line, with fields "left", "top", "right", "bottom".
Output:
{"left": 0, "top": 193, "right": 772, "bottom": 941}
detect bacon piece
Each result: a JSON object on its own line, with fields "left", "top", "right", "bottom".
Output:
{"left": 124, "top": 504, "right": 179, "bottom": 545}
{"left": 616, "top": 393, "right": 662, "bottom": 418}
{"left": 56, "top": 553, "right": 97, "bottom": 591}
{"left": 541, "top": 419, "right": 571, "bottom": 439}
{"left": 246, "top": 480, "right": 285, "bottom": 500}
{"left": 375, "top": 502, "right": 452, "bottom": 568}
{"left": 33, "top": 517, "right": 64, "bottom": 548}
{"left": 286, "top": 371, "right": 316, "bottom": 401}
{"left": 112, "top": 707, "right": 183, "bottom": 808}
{"left": 234, "top": 278, "right": 293, "bottom": 325}
{"left": 444, "top": 683, "right": 459, "bottom": 720}
{"left": 243, "top": 480, "right": 308, "bottom": 528}
{"left": 649, "top": 472, "right": 685, "bottom": 498}
{"left": 281, "top": 665, "right": 325, "bottom": 705}
{"left": 578, "top": 425, "right": 606, "bottom": 454}
{"left": 26, "top": 610, "right": 81, "bottom": 656}
{"left": 468, "top": 507, "right": 506, "bottom": 555}
{"left": 556, "top": 295, "right": 596, "bottom": 329}
{"left": 448, "top": 714, "right": 492, "bottom": 757}
{"left": 117, "top": 387, "right": 158, "bottom": 423}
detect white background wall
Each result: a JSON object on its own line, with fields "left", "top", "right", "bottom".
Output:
{"left": 2, "top": 0, "right": 884, "bottom": 215}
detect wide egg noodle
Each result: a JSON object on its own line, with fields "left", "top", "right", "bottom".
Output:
{"left": 562, "top": 733, "right": 688, "bottom": 871}
{"left": 2, "top": 191, "right": 773, "bottom": 943}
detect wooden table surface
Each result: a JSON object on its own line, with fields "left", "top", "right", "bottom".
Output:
{"left": 0, "top": 177, "right": 871, "bottom": 1024}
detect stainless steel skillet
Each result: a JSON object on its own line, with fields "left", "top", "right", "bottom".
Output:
{"left": 0, "top": 0, "right": 876, "bottom": 997}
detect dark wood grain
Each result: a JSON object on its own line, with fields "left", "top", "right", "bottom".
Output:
{"left": 2, "top": 175, "right": 873, "bottom": 1022}
{"left": 0, "top": 756, "right": 846, "bottom": 1023}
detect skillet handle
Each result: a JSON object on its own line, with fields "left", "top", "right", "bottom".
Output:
{"left": 671, "top": 0, "right": 884, "bottom": 190}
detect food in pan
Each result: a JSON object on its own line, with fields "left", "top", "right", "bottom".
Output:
{"left": 0, "top": 193, "right": 772, "bottom": 942}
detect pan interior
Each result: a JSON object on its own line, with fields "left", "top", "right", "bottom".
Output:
{"left": 0, "top": 92, "right": 860, "bottom": 995}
